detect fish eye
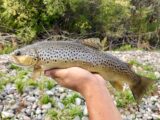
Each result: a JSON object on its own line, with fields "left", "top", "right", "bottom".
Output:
{"left": 15, "top": 51, "right": 21, "bottom": 56}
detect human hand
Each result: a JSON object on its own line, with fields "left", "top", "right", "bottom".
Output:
{"left": 45, "top": 67, "right": 122, "bottom": 120}
{"left": 44, "top": 67, "right": 106, "bottom": 96}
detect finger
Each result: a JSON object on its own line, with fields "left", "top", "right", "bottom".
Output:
{"left": 93, "top": 74, "right": 103, "bottom": 79}
{"left": 45, "top": 68, "right": 68, "bottom": 79}
{"left": 54, "top": 77, "right": 64, "bottom": 86}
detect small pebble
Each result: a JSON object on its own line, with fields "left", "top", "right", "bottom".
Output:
{"left": 83, "top": 106, "right": 88, "bottom": 116}
{"left": 42, "top": 103, "right": 52, "bottom": 110}
{"left": 2, "top": 111, "right": 14, "bottom": 118}
{"left": 82, "top": 116, "right": 89, "bottom": 120}
{"left": 73, "top": 116, "right": 80, "bottom": 120}
{"left": 75, "top": 98, "right": 82, "bottom": 105}
{"left": 57, "top": 102, "right": 64, "bottom": 110}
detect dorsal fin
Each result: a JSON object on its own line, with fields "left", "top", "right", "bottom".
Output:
{"left": 77, "top": 38, "right": 102, "bottom": 49}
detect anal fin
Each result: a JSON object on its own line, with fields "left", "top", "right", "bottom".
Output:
{"left": 110, "top": 81, "right": 124, "bottom": 91}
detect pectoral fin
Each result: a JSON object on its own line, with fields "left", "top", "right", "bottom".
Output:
{"left": 32, "top": 65, "right": 42, "bottom": 80}
{"left": 78, "top": 38, "right": 102, "bottom": 50}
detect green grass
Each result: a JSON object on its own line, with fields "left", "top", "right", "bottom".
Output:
{"left": 9, "top": 63, "right": 23, "bottom": 71}
{"left": 128, "top": 59, "right": 141, "bottom": 66}
{"left": 46, "top": 109, "right": 58, "bottom": 119}
{"left": 115, "top": 90, "right": 135, "bottom": 107}
{"left": 0, "top": 44, "right": 16, "bottom": 54}
{"left": 0, "top": 64, "right": 32, "bottom": 93}
{"left": 129, "top": 60, "right": 154, "bottom": 71}
{"left": 0, "top": 63, "right": 85, "bottom": 119}
{"left": 38, "top": 79, "right": 56, "bottom": 91}
{"left": 114, "top": 44, "right": 139, "bottom": 51}
{"left": 46, "top": 106, "right": 83, "bottom": 120}
{"left": 46, "top": 108, "right": 76, "bottom": 120}
{"left": 28, "top": 79, "right": 38, "bottom": 87}
{"left": 62, "top": 93, "right": 80, "bottom": 106}
{"left": 129, "top": 59, "right": 156, "bottom": 79}
{"left": 69, "top": 106, "right": 83, "bottom": 118}
{"left": 0, "top": 73, "right": 17, "bottom": 92}
{"left": 2, "top": 59, "right": 157, "bottom": 118}
{"left": 15, "top": 79, "right": 26, "bottom": 94}
{"left": 39, "top": 94, "right": 55, "bottom": 105}
{"left": 0, "top": 63, "right": 56, "bottom": 94}
{"left": 45, "top": 79, "right": 56, "bottom": 90}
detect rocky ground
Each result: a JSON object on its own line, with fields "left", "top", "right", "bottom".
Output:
{"left": 109, "top": 51, "right": 160, "bottom": 120}
{"left": 0, "top": 50, "right": 160, "bottom": 120}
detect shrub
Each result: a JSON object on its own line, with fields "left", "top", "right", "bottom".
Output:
{"left": 0, "top": 0, "right": 159, "bottom": 47}
{"left": 0, "top": 0, "right": 131, "bottom": 43}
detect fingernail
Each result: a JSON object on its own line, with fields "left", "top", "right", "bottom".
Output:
{"left": 44, "top": 70, "right": 50, "bottom": 76}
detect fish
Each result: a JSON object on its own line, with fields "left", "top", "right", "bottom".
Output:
{"left": 10, "top": 38, "right": 154, "bottom": 102}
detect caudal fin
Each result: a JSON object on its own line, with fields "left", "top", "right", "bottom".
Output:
{"left": 130, "top": 76, "right": 155, "bottom": 103}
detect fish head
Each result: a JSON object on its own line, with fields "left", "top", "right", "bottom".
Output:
{"left": 10, "top": 46, "right": 38, "bottom": 66}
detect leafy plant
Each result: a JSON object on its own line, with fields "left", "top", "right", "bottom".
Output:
{"left": 15, "top": 79, "right": 26, "bottom": 94}
{"left": 38, "top": 78, "right": 56, "bottom": 90}
{"left": 69, "top": 106, "right": 83, "bottom": 118}
{"left": 116, "top": 44, "right": 134, "bottom": 51}
{"left": 39, "top": 94, "right": 55, "bottom": 105}
{"left": 62, "top": 93, "right": 80, "bottom": 106}
{"left": 0, "top": 43, "right": 15, "bottom": 54}
{"left": 46, "top": 109, "right": 58, "bottom": 119}
{"left": 45, "top": 79, "right": 56, "bottom": 90}
{"left": 0, "top": 0, "right": 159, "bottom": 47}
{"left": 115, "top": 90, "right": 135, "bottom": 107}
{"left": 129, "top": 60, "right": 156, "bottom": 79}
{"left": 28, "top": 79, "right": 38, "bottom": 87}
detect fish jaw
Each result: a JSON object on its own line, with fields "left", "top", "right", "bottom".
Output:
{"left": 11, "top": 55, "right": 37, "bottom": 66}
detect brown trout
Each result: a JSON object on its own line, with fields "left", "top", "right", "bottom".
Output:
{"left": 10, "top": 39, "right": 154, "bottom": 102}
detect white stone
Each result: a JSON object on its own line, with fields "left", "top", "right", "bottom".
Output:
{"left": 36, "top": 108, "right": 42, "bottom": 114}
{"left": 32, "top": 103, "right": 37, "bottom": 109}
{"left": 82, "top": 116, "right": 89, "bottom": 120}
{"left": 58, "top": 87, "right": 65, "bottom": 93}
{"left": 46, "top": 90, "right": 53, "bottom": 96}
{"left": 83, "top": 106, "right": 88, "bottom": 116}
{"left": 57, "top": 102, "right": 64, "bottom": 110}
{"left": 27, "top": 97, "right": 36, "bottom": 102}
{"left": 152, "top": 114, "right": 160, "bottom": 119}
{"left": 75, "top": 98, "right": 82, "bottom": 105}
{"left": 37, "top": 114, "right": 42, "bottom": 119}
{"left": 0, "top": 105, "right": 3, "bottom": 111}
{"left": 23, "top": 115, "right": 31, "bottom": 120}
{"left": 25, "top": 109, "right": 32, "bottom": 116}
{"left": 42, "top": 103, "right": 52, "bottom": 110}
{"left": 2, "top": 111, "right": 14, "bottom": 118}
{"left": 5, "top": 84, "right": 16, "bottom": 94}
{"left": 155, "top": 72, "right": 160, "bottom": 78}
{"left": 42, "top": 109, "right": 47, "bottom": 113}
{"left": 60, "top": 93, "right": 67, "bottom": 100}
{"left": 150, "top": 96, "right": 158, "bottom": 102}
{"left": 73, "top": 116, "right": 80, "bottom": 120}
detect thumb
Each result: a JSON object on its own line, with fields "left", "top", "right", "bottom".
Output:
{"left": 45, "top": 69, "right": 68, "bottom": 79}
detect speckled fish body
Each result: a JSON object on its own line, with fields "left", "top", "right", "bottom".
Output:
{"left": 11, "top": 40, "right": 154, "bottom": 102}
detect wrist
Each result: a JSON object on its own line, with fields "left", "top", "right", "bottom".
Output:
{"left": 80, "top": 76, "right": 106, "bottom": 98}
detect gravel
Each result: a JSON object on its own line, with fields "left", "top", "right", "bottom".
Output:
{"left": 0, "top": 51, "right": 160, "bottom": 120}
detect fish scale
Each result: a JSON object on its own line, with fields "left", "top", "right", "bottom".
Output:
{"left": 10, "top": 39, "right": 154, "bottom": 102}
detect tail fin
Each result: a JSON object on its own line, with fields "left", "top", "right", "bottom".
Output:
{"left": 130, "top": 76, "right": 155, "bottom": 103}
